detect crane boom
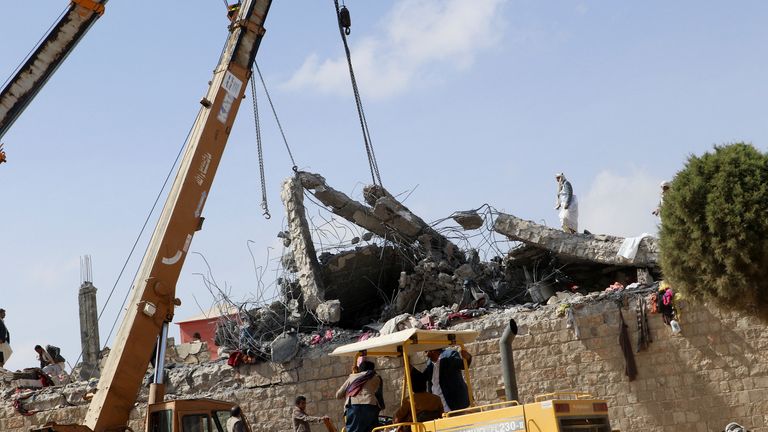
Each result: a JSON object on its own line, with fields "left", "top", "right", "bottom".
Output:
{"left": 82, "top": 1, "right": 272, "bottom": 430}
{"left": 0, "top": 0, "right": 107, "bottom": 140}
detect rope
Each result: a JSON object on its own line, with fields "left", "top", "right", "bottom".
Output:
{"left": 333, "top": 0, "right": 383, "bottom": 187}
{"left": 254, "top": 62, "right": 298, "bottom": 171}
{"left": 249, "top": 72, "right": 271, "bottom": 219}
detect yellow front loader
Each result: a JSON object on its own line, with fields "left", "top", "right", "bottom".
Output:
{"left": 330, "top": 319, "right": 616, "bottom": 432}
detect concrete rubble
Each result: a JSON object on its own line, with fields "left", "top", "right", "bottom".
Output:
{"left": 167, "top": 341, "right": 211, "bottom": 365}
{"left": 210, "top": 172, "right": 662, "bottom": 364}
{"left": 0, "top": 171, "right": 669, "bottom": 420}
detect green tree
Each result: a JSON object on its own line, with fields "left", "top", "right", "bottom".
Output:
{"left": 659, "top": 143, "right": 768, "bottom": 319}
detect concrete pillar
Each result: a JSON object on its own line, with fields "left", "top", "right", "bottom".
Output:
{"left": 78, "top": 281, "right": 100, "bottom": 370}
{"left": 281, "top": 176, "right": 325, "bottom": 311}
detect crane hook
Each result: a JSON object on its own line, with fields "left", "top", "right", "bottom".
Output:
{"left": 261, "top": 201, "right": 271, "bottom": 219}
{"left": 339, "top": 5, "right": 352, "bottom": 35}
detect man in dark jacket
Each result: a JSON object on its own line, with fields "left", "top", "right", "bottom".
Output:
{"left": 0, "top": 309, "right": 10, "bottom": 367}
{"left": 418, "top": 348, "right": 473, "bottom": 412}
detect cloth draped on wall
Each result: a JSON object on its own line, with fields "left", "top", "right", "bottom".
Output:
{"left": 636, "top": 297, "right": 652, "bottom": 352}
{"left": 618, "top": 309, "right": 638, "bottom": 381}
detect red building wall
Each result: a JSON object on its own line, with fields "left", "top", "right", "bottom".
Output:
{"left": 178, "top": 318, "right": 220, "bottom": 360}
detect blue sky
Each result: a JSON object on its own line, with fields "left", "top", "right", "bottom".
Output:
{"left": 2, "top": 0, "right": 767, "bottom": 370}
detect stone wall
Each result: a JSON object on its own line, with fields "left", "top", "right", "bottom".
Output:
{"left": 3, "top": 298, "right": 767, "bottom": 432}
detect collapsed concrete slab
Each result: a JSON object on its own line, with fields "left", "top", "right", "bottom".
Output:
{"left": 297, "top": 172, "right": 389, "bottom": 239}
{"left": 299, "top": 172, "right": 462, "bottom": 263}
{"left": 363, "top": 184, "right": 463, "bottom": 264}
{"left": 493, "top": 213, "right": 659, "bottom": 267}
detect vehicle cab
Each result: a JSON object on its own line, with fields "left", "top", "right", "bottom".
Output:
{"left": 147, "top": 399, "right": 246, "bottom": 432}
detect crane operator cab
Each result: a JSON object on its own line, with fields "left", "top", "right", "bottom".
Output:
{"left": 31, "top": 399, "right": 248, "bottom": 432}
{"left": 329, "top": 322, "right": 617, "bottom": 432}
{"left": 147, "top": 399, "right": 248, "bottom": 432}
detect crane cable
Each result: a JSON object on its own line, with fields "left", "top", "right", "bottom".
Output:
{"left": 248, "top": 62, "right": 301, "bottom": 219}
{"left": 254, "top": 63, "right": 298, "bottom": 171}
{"left": 333, "top": 0, "right": 383, "bottom": 187}
{"left": 249, "top": 72, "right": 271, "bottom": 219}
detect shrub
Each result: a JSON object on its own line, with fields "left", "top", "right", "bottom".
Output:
{"left": 659, "top": 143, "right": 768, "bottom": 319}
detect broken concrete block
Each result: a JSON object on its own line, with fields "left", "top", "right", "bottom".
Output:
{"left": 493, "top": 212, "right": 659, "bottom": 267}
{"left": 380, "top": 313, "right": 423, "bottom": 335}
{"left": 304, "top": 175, "right": 461, "bottom": 260}
{"left": 528, "top": 282, "right": 555, "bottom": 304}
{"left": 454, "top": 263, "right": 477, "bottom": 280}
{"left": 297, "top": 172, "right": 389, "bottom": 238}
{"left": 281, "top": 253, "right": 298, "bottom": 273}
{"left": 316, "top": 300, "right": 342, "bottom": 324}
{"left": 172, "top": 342, "right": 210, "bottom": 365}
{"left": 270, "top": 332, "right": 300, "bottom": 363}
{"left": 547, "top": 291, "right": 575, "bottom": 305}
{"left": 452, "top": 211, "right": 484, "bottom": 230}
{"left": 277, "top": 230, "right": 292, "bottom": 247}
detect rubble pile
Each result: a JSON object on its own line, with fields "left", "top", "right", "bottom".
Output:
{"left": 208, "top": 171, "right": 663, "bottom": 365}
{"left": 0, "top": 171, "right": 658, "bottom": 378}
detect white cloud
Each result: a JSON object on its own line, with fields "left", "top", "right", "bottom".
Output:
{"left": 579, "top": 170, "right": 662, "bottom": 238}
{"left": 283, "top": 0, "right": 506, "bottom": 99}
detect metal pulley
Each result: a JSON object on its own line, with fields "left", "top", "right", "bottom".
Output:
{"left": 339, "top": 5, "right": 351, "bottom": 35}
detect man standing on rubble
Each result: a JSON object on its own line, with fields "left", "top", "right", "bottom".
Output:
{"left": 652, "top": 181, "right": 670, "bottom": 217}
{"left": 554, "top": 172, "right": 578, "bottom": 233}
{"left": 0, "top": 309, "right": 10, "bottom": 367}
{"left": 418, "top": 348, "right": 473, "bottom": 412}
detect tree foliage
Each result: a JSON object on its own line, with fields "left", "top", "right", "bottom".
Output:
{"left": 659, "top": 143, "right": 768, "bottom": 319}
